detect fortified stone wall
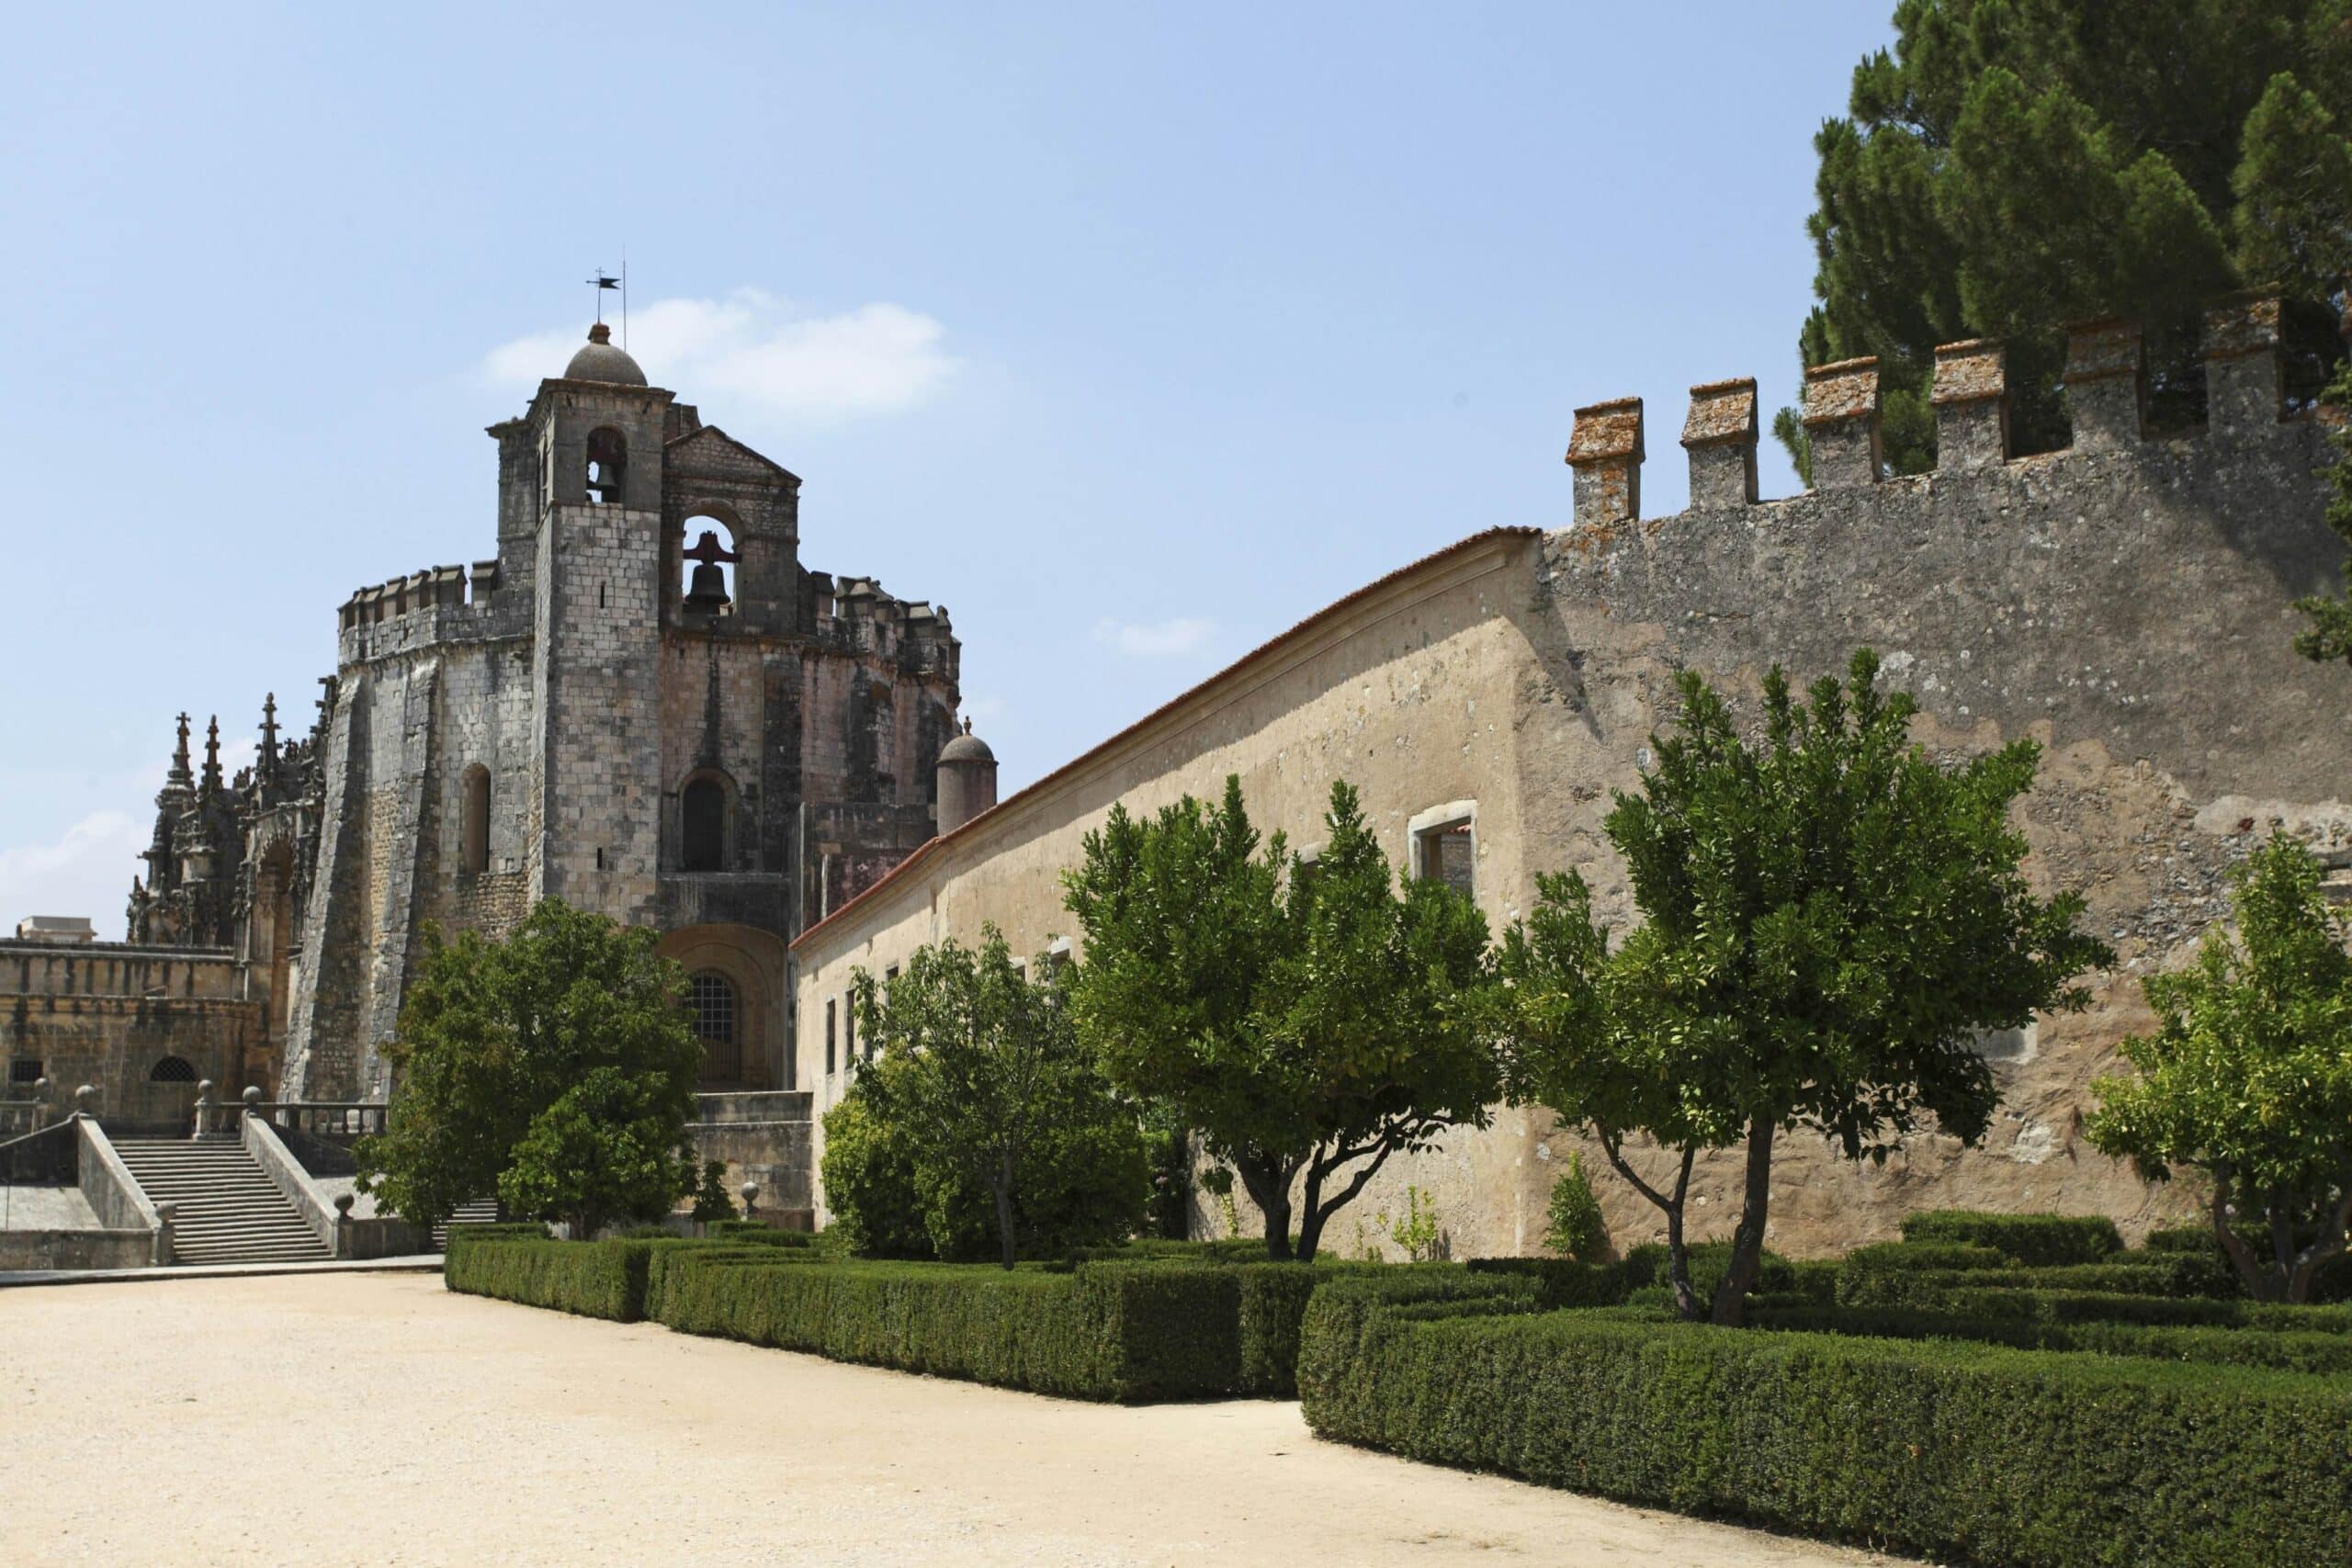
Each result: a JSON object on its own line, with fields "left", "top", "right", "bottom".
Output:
{"left": 0, "top": 942, "right": 263, "bottom": 1128}
{"left": 793, "top": 292, "right": 2352, "bottom": 1258}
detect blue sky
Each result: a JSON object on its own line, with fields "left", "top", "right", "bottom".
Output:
{"left": 0, "top": 3, "right": 1892, "bottom": 931}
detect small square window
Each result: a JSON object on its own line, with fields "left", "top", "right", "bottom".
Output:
{"left": 8, "top": 1058, "right": 42, "bottom": 1086}
{"left": 1411, "top": 809, "right": 1476, "bottom": 901}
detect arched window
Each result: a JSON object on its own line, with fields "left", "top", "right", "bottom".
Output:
{"left": 460, "top": 764, "right": 491, "bottom": 875}
{"left": 681, "top": 776, "right": 728, "bottom": 872}
{"left": 149, "top": 1055, "right": 198, "bottom": 1083}
{"left": 689, "top": 971, "right": 740, "bottom": 1082}
{"left": 585, "top": 427, "right": 628, "bottom": 505}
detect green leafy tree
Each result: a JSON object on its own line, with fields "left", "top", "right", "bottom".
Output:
{"left": 1496, "top": 653, "right": 2111, "bottom": 1324}
{"left": 2087, "top": 834, "right": 2352, "bottom": 1303}
{"left": 1066, "top": 777, "right": 1498, "bottom": 1262}
{"left": 357, "top": 900, "right": 702, "bottom": 1234}
{"left": 1542, "top": 1150, "right": 1611, "bottom": 1262}
{"left": 1782, "top": 3, "right": 2351, "bottom": 477}
{"left": 826, "top": 929, "right": 1148, "bottom": 1268}
{"left": 690, "top": 1159, "right": 736, "bottom": 1223}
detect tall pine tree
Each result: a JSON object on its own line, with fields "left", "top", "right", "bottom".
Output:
{"left": 1781, "top": 1, "right": 2352, "bottom": 479}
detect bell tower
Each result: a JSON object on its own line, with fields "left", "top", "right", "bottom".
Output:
{"left": 526, "top": 322, "right": 673, "bottom": 921}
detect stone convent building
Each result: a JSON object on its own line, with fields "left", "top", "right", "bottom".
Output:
{"left": 3, "top": 322, "right": 985, "bottom": 1151}
{"left": 792, "top": 294, "right": 2352, "bottom": 1258}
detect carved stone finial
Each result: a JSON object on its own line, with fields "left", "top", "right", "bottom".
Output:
{"left": 334, "top": 1192, "right": 356, "bottom": 1216}
{"left": 243, "top": 1085, "right": 263, "bottom": 1108}
{"left": 741, "top": 1180, "right": 761, "bottom": 1216}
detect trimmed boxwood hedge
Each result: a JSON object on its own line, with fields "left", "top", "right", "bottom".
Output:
{"left": 1747, "top": 1298, "right": 2352, "bottom": 1374}
{"left": 447, "top": 1237, "right": 654, "bottom": 1321}
{"left": 1837, "top": 1254, "right": 2233, "bottom": 1308}
{"left": 1298, "top": 1275, "right": 2352, "bottom": 1567}
{"left": 1898, "top": 1210, "right": 2121, "bottom": 1265}
{"left": 653, "top": 1252, "right": 1242, "bottom": 1401}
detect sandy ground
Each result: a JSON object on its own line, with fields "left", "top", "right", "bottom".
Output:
{"left": 0, "top": 1273, "right": 1898, "bottom": 1568}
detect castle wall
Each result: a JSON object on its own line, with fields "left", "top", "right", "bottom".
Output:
{"left": 0, "top": 942, "right": 262, "bottom": 1129}
{"left": 792, "top": 310, "right": 2352, "bottom": 1258}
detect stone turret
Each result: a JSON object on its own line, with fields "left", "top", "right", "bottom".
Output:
{"left": 935, "top": 718, "right": 998, "bottom": 835}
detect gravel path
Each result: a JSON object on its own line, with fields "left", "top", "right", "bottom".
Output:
{"left": 0, "top": 1273, "right": 1898, "bottom": 1567}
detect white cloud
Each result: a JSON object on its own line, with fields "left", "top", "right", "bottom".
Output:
{"left": 0, "top": 810, "right": 147, "bottom": 937}
{"left": 483, "top": 291, "right": 960, "bottom": 425}
{"left": 1092, "top": 616, "right": 1217, "bottom": 658}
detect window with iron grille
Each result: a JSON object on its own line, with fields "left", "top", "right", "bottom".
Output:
{"left": 7, "top": 1058, "right": 41, "bottom": 1087}
{"left": 689, "top": 972, "right": 736, "bottom": 1046}
{"left": 149, "top": 1055, "right": 198, "bottom": 1083}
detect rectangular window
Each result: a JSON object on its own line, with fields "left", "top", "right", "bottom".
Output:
{"left": 1409, "top": 804, "right": 1476, "bottom": 902}
{"left": 825, "top": 1000, "right": 837, "bottom": 1077}
{"left": 7, "top": 1057, "right": 41, "bottom": 1087}
{"left": 843, "top": 998, "right": 856, "bottom": 1070}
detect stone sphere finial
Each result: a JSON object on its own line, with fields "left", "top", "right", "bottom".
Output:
{"left": 198, "top": 1078, "right": 214, "bottom": 1099}
{"left": 741, "top": 1181, "right": 760, "bottom": 1213}
{"left": 155, "top": 1200, "right": 177, "bottom": 1219}
{"left": 334, "top": 1192, "right": 356, "bottom": 1216}
{"left": 74, "top": 1084, "right": 96, "bottom": 1113}
{"left": 243, "top": 1085, "right": 263, "bottom": 1108}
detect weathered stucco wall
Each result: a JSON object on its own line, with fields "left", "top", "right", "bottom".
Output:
{"left": 795, "top": 308, "right": 2352, "bottom": 1259}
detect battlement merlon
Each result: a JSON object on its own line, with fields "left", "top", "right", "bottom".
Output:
{"left": 1681, "top": 378, "right": 1758, "bottom": 508}
{"left": 1565, "top": 397, "right": 1643, "bottom": 525}
{"left": 1564, "top": 288, "right": 2325, "bottom": 532}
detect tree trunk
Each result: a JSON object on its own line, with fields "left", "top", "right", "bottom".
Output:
{"left": 993, "top": 1153, "right": 1017, "bottom": 1270}
{"left": 1296, "top": 1159, "right": 1328, "bottom": 1263}
{"left": 2211, "top": 1173, "right": 2289, "bottom": 1303}
{"left": 1235, "top": 1157, "right": 1295, "bottom": 1262}
{"left": 1709, "top": 1119, "right": 1778, "bottom": 1327}
{"left": 1596, "top": 1133, "right": 1700, "bottom": 1319}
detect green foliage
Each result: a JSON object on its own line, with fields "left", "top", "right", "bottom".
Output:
{"left": 1298, "top": 1276, "right": 2352, "bottom": 1567}
{"left": 823, "top": 929, "right": 1149, "bottom": 1266}
{"left": 1377, "top": 1186, "right": 1443, "bottom": 1263}
{"left": 1898, "top": 1208, "right": 2123, "bottom": 1265}
{"left": 1065, "top": 776, "right": 1498, "bottom": 1261}
{"left": 2295, "top": 361, "right": 2352, "bottom": 662}
{"left": 356, "top": 901, "right": 702, "bottom": 1234}
{"left": 1747, "top": 1298, "right": 2352, "bottom": 1376}
{"left": 656, "top": 1254, "right": 1241, "bottom": 1401}
{"left": 1837, "top": 1256, "right": 2241, "bottom": 1309}
{"left": 495, "top": 1066, "right": 703, "bottom": 1238}
{"left": 446, "top": 1237, "right": 657, "bottom": 1322}
{"left": 2087, "top": 834, "right": 2352, "bottom": 1301}
{"left": 1496, "top": 653, "right": 2109, "bottom": 1322}
{"left": 1540, "top": 1150, "right": 1610, "bottom": 1261}
{"left": 1786, "top": 2, "right": 2350, "bottom": 473}
{"left": 690, "top": 1161, "right": 736, "bottom": 1224}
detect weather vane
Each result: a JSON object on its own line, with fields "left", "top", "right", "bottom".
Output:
{"left": 586, "top": 253, "right": 629, "bottom": 344}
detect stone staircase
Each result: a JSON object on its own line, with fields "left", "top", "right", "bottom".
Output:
{"left": 430, "top": 1198, "right": 505, "bottom": 1250}
{"left": 112, "top": 1135, "right": 330, "bottom": 1266}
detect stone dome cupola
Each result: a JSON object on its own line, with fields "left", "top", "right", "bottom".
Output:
{"left": 563, "top": 321, "right": 648, "bottom": 386}
{"left": 935, "top": 717, "right": 998, "bottom": 835}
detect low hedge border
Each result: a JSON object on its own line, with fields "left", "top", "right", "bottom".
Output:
{"left": 1747, "top": 1298, "right": 2352, "bottom": 1374}
{"left": 652, "top": 1252, "right": 1240, "bottom": 1401}
{"left": 1837, "top": 1254, "right": 2233, "bottom": 1308}
{"left": 446, "top": 1236, "right": 653, "bottom": 1321}
{"left": 1898, "top": 1210, "right": 2122, "bottom": 1265}
{"left": 1298, "top": 1275, "right": 2352, "bottom": 1568}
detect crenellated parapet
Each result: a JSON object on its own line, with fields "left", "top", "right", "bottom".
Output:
{"left": 1566, "top": 288, "right": 2324, "bottom": 529}
{"left": 806, "top": 571, "right": 960, "bottom": 683}
{"left": 334, "top": 560, "right": 514, "bottom": 663}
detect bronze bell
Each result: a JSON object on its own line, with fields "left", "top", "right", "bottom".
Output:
{"left": 682, "top": 528, "right": 735, "bottom": 615}
{"left": 684, "top": 558, "right": 730, "bottom": 615}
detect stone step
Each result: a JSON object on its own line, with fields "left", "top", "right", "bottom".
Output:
{"left": 111, "top": 1136, "right": 330, "bottom": 1266}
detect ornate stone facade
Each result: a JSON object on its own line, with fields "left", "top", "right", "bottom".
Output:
{"left": 76, "top": 323, "right": 963, "bottom": 1114}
